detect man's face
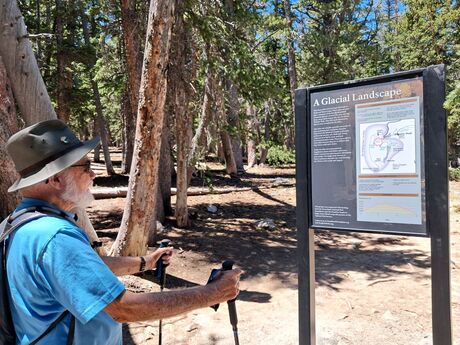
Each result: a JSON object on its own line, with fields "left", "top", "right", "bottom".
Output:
{"left": 59, "top": 156, "right": 96, "bottom": 209}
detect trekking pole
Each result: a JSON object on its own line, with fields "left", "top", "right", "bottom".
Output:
{"left": 207, "top": 261, "right": 240, "bottom": 345}
{"left": 156, "top": 239, "right": 171, "bottom": 345}
{"left": 222, "top": 260, "right": 240, "bottom": 345}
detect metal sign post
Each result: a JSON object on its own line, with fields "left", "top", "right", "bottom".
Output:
{"left": 295, "top": 65, "right": 452, "bottom": 345}
{"left": 424, "top": 67, "right": 452, "bottom": 345}
{"left": 295, "top": 87, "right": 316, "bottom": 345}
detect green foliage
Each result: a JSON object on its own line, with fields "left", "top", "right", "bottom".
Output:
{"left": 449, "top": 168, "right": 460, "bottom": 181}
{"left": 17, "top": 0, "right": 460, "bottom": 164}
{"left": 266, "top": 145, "right": 295, "bottom": 166}
{"left": 195, "top": 163, "right": 215, "bottom": 192}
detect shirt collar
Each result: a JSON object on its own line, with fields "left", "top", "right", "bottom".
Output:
{"left": 16, "top": 198, "right": 77, "bottom": 220}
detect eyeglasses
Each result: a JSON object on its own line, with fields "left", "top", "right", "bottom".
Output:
{"left": 70, "top": 161, "right": 92, "bottom": 173}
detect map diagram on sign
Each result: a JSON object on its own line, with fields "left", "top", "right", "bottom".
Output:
{"left": 359, "top": 119, "right": 416, "bottom": 174}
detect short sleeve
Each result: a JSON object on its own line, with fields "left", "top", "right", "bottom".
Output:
{"left": 36, "top": 227, "right": 125, "bottom": 324}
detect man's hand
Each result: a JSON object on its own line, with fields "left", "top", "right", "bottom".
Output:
{"left": 105, "top": 267, "right": 242, "bottom": 323}
{"left": 209, "top": 268, "right": 242, "bottom": 303}
{"left": 144, "top": 246, "right": 173, "bottom": 271}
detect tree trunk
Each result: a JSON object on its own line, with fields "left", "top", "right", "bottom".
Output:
{"left": 173, "top": 4, "right": 192, "bottom": 228}
{"left": 283, "top": 0, "right": 297, "bottom": 150}
{"left": 121, "top": 88, "right": 130, "bottom": 172}
{"left": 246, "top": 105, "right": 258, "bottom": 168}
{"left": 220, "top": 131, "right": 237, "bottom": 176}
{"left": 148, "top": 117, "right": 172, "bottom": 246}
{"left": 156, "top": 120, "right": 172, "bottom": 221}
{"left": 259, "top": 101, "right": 271, "bottom": 165}
{"left": 120, "top": 0, "right": 142, "bottom": 174}
{"left": 187, "top": 46, "right": 214, "bottom": 184}
{"left": 0, "top": 0, "right": 102, "bottom": 247}
{"left": 215, "top": 78, "right": 237, "bottom": 175}
{"left": 93, "top": 119, "right": 101, "bottom": 162}
{"left": 0, "top": 0, "right": 57, "bottom": 123}
{"left": 226, "top": 74, "right": 244, "bottom": 174}
{"left": 232, "top": 136, "right": 244, "bottom": 173}
{"left": 0, "top": 56, "right": 21, "bottom": 219}
{"left": 79, "top": 4, "right": 115, "bottom": 175}
{"left": 55, "top": 0, "right": 73, "bottom": 122}
{"left": 111, "top": 0, "right": 175, "bottom": 256}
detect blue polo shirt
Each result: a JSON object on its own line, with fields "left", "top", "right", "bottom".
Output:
{"left": 6, "top": 198, "right": 125, "bottom": 345}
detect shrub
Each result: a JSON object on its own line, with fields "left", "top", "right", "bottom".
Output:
{"left": 266, "top": 145, "right": 295, "bottom": 166}
{"left": 449, "top": 168, "right": 460, "bottom": 181}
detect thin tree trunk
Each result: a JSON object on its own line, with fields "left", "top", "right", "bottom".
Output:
{"left": 187, "top": 47, "right": 214, "bottom": 184}
{"left": 232, "top": 136, "right": 244, "bottom": 173}
{"left": 93, "top": 119, "right": 101, "bottom": 162}
{"left": 215, "top": 78, "right": 237, "bottom": 175}
{"left": 120, "top": 0, "right": 142, "bottom": 174}
{"left": 35, "top": 0, "right": 41, "bottom": 63}
{"left": 173, "top": 3, "right": 192, "bottom": 228}
{"left": 220, "top": 131, "right": 237, "bottom": 175}
{"left": 259, "top": 101, "right": 271, "bottom": 165}
{"left": 226, "top": 72, "right": 244, "bottom": 174}
{"left": 0, "top": 56, "right": 21, "bottom": 219}
{"left": 80, "top": 4, "right": 115, "bottom": 175}
{"left": 246, "top": 105, "right": 258, "bottom": 168}
{"left": 157, "top": 121, "right": 172, "bottom": 220}
{"left": 55, "top": 0, "right": 72, "bottom": 122}
{"left": 283, "top": 0, "right": 297, "bottom": 149}
{"left": 112, "top": 0, "right": 175, "bottom": 256}
{"left": 121, "top": 88, "right": 130, "bottom": 172}
{"left": 42, "top": 0, "right": 53, "bottom": 81}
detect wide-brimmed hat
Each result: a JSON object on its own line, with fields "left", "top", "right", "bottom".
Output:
{"left": 6, "top": 119, "right": 100, "bottom": 192}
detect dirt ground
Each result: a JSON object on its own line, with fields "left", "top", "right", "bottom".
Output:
{"left": 87, "top": 160, "right": 459, "bottom": 345}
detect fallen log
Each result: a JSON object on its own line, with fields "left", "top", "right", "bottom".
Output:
{"left": 90, "top": 183, "right": 295, "bottom": 199}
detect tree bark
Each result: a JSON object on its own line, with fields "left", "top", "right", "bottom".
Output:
{"left": 246, "top": 105, "right": 258, "bottom": 168}
{"left": 215, "top": 78, "right": 237, "bottom": 175}
{"left": 55, "top": 0, "right": 73, "bottom": 122}
{"left": 111, "top": 0, "right": 175, "bottom": 256}
{"left": 220, "top": 131, "right": 237, "bottom": 175}
{"left": 173, "top": 3, "right": 192, "bottom": 228}
{"left": 120, "top": 0, "right": 142, "bottom": 174}
{"left": 283, "top": 0, "right": 297, "bottom": 149}
{"left": 0, "top": 56, "right": 21, "bottom": 219}
{"left": 121, "top": 88, "right": 130, "bottom": 172}
{"left": 259, "top": 101, "right": 271, "bottom": 165}
{"left": 156, "top": 119, "right": 172, "bottom": 221}
{"left": 225, "top": 65, "right": 244, "bottom": 174}
{"left": 187, "top": 46, "right": 214, "bottom": 184}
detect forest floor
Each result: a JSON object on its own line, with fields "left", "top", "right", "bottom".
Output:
{"left": 86, "top": 156, "right": 460, "bottom": 345}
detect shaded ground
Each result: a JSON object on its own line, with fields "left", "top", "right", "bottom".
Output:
{"left": 86, "top": 158, "right": 459, "bottom": 345}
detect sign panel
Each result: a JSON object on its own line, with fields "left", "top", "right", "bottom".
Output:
{"left": 309, "top": 76, "right": 427, "bottom": 235}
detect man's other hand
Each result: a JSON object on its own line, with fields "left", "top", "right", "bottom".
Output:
{"left": 145, "top": 247, "right": 173, "bottom": 270}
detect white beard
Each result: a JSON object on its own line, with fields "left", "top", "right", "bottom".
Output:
{"left": 60, "top": 173, "right": 95, "bottom": 209}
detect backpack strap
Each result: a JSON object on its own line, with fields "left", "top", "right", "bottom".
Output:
{"left": 0, "top": 209, "right": 46, "bottom": 243}
{"left": 1, "top": 207, "right": 76, "bottom": 345}
{"left": 29, "top": 310, "right": 75, "bottom": 345}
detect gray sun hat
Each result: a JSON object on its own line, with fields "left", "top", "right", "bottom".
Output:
{"left": 6, "top": 119, "right": 100, "bottom": 192}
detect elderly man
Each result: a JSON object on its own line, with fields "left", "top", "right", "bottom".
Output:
{"left": 3, "top": 120, "right": 240, "bottom": 344}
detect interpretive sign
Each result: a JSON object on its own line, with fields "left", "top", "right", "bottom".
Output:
{"left": 295, "top": 65, "right": 451, "bottom": 345}
{"left": 308, "top": 74, "right": 427, "bottom": 235}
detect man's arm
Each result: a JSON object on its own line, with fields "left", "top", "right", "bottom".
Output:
{"left": 102, "top": 247, "right": 172, "bottom": 276}
{"left": 104, "top": 269, "right": 241, "bottom": 322}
